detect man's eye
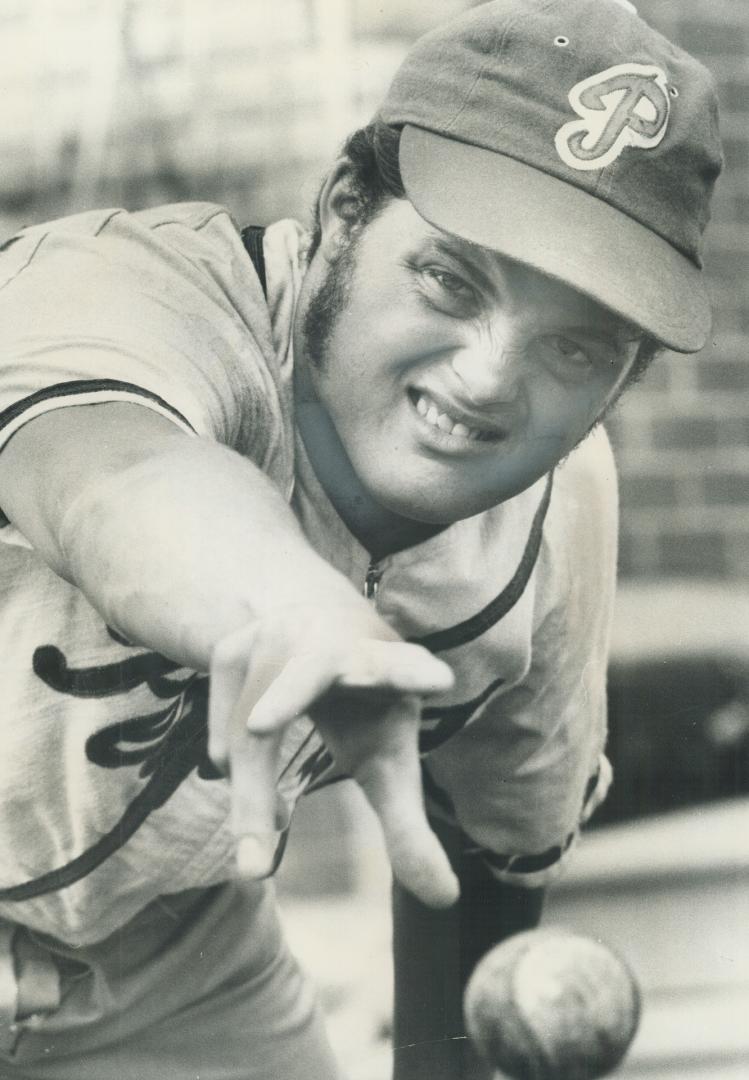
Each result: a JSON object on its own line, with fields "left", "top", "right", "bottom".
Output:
{"left": 427, "top": 268, "right": 470, "bottom": 294}
{"left": 539, "top": 335, "right": 594, "bottom": 374}
{"left": 420, "top": 266, "right": 478, "bottom": 312}
{"left": 553, "top": 336, "right": 588, "bottom": 360}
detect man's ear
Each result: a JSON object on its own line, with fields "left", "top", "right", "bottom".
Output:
{"left": 317, "top": 160, "right": 360, "bottom": 263}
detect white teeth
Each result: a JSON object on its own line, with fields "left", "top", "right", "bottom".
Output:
{"left": 414, "top": 392, "right": 486, "bottom": 441}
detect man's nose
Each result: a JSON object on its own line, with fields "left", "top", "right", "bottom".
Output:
{"left": 449, "top": 325, "right": 524, "bottom": 406}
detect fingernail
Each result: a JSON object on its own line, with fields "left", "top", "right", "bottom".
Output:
{"left": 425, "top": 657, "right": 453, "bottom": 680}
{"left": 423, "top": 667, "right": 454, "bottom": 692}
{"left": 236, "top": 835, "right": 276, "bottom": 879}
{"left": 425, "top": 871, "right": 461, "bottom": 909}
{"left": 245, "top": 709, "right": 278, "bottom": 736}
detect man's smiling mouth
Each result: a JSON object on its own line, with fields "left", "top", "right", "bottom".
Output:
{"left": 408, "top": 388, "right": 504, "bottom": 443}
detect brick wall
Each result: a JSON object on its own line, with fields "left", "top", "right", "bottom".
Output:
{"left": 605, "top": 0, "right": 749, "bottom": 580}
{"left": 0, "top": 0, "right": 746, "bottom": 581}
{"left": 0, "top": 0, "right": 448, "bottom": 227}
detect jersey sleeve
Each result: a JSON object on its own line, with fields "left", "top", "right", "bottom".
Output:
{"left": 0, "top": 204, "right": 284, "bottom": 465}
{"left": 422, "top": 429, "right": 618, "bottom": 888}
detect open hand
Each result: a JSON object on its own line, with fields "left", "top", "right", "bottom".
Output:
{"left": 208, "top": 604, "right": 459, "bottom": 908}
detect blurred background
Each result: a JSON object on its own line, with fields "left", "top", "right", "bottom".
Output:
{"left": 1, "top": 1, "right": 746, "bottom": 1077}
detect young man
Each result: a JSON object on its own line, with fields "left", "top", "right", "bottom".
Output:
{"left": 0, "top": 1, "right": 721, "bottom": 1077}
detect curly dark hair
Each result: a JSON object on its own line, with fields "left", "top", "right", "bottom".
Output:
{"left": 307, "top": 120, "right": 664, "bottom": 383}
{"left": 307, "top": 120, "right": 403, "bottom": 260}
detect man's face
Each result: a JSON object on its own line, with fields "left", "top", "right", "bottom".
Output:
{"left": 298, "top": 197, "right": 640, "bottom": 527}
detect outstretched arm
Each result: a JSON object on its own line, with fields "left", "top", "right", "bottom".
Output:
{"left": 0, "top": 402, "right": 356, "bottom": 667}
{"left": 0, "top": 402, "right": 458, "bottom": 908}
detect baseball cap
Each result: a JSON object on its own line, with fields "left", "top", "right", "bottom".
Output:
{"left": 378, "top": 0, "right": 723, "bottom": 353}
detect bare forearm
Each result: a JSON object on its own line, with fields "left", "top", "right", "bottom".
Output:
{"left": 56, "top": 437, "right": 366, "bottom": 669}
{"left": 0, "top": 405, "right": 367, "bottom": 671}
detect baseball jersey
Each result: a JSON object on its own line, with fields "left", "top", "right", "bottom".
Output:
{"left": 0, "top": 203, "right": 615, "bottom": 954}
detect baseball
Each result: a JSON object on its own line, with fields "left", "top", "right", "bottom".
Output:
{"left": 464, "top": 928, "right": 641, "bottom": 1080}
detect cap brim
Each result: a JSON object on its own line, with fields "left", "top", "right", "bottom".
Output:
{"left": 399, "top": 125, "right": 710, "bottom": 354}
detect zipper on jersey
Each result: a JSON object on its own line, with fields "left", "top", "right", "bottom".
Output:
{"left": 363, "top": 560, "right": 383, "bottom": 604}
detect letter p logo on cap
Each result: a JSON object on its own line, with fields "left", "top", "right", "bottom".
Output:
{"left": 555, "top": 63, "right": 671, "bottom": 171}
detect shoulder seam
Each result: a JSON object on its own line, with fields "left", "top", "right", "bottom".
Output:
{"left": 92, "top": 208, "right": 127, "bottom": 237}
{"left": 149, "top": 205, "right": 230, "bottom": 235}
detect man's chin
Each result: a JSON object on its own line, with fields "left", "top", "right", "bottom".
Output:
{"left": 375, "top": 487, "right": 497, "bottom": 527}
{"left": 373, "top": 470, "right": 550, "bottom": 525}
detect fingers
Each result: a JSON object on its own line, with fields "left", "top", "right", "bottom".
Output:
{"left": 208, "top": 629, "right": 251, "bottom": 771}
{"left": 210, "top": 627, "right": 285, "bottom": 879}
{"left": 230, "top": 728, "right": 284, "bottom": 878}
{"left": 249, "top": 642, "right": 454, "bottom": 734}
{"left": 246, "top": 653, "right": 342, "bottom": 735}
{"left": 336, "top": 641, "right": 454, "bottom": 695}
{"left": 209, "top": 621, "right": 459, "bottom": 901}
{"left": 356, "top": 737, "right": 460, "bottom": 909}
